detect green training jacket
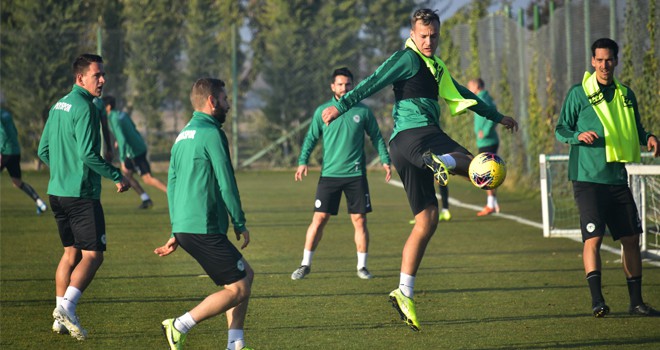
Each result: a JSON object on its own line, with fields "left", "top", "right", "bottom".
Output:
{"left": 335, "top": 49, "right": 504, "bottom": 141}
{"left": 299, "top": 98, "right": 390, "bottom": 177}
{"left": 108, "top": 110, "right": 147, "bottom": 162}
{"left": 0, "top": 109, "right": 20, "bottom": 155}
{"left": 555, "top": 82, "right": 652, "bottom": 185}
{"left": 473, "top": 90, "right": 499, "bottom": 148}
{"left": 38, "top": 85, "right": 122, "bottom": 199}
{"left": 168, "top": 111, "right": 246, "bottom": 235}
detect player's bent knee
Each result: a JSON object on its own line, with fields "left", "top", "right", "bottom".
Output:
{"left": 243, "top": 265, "right": 255, "bottom": 286}
{"left": 228, "top": 278, "right": 252, "bottom": 302}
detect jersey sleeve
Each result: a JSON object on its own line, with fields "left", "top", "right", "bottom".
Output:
{"left": 298, "top": 106, "right": 324, "bottom": 165}
{"left": 38, "top": 111, "right": 52, "bottom": 166}
{"left": 167, "top": 155, "right": 177, "bottom": 237}
{"left": 208, "top": 131, "right": 247, "bottom": 232}
{"left": 75, "top": 107, "right": 122, "bottom": 182}
{"left": 0, "top": 112, "right": 8, "bottom": 152}
{"left": 112, "top": 114, "right": 130, "bottom": 162}
{"left": 336, "top": 50, "right": 418, "bottom": 114}
{"left": 555, "top": 86, "right": 583, "bottom": 145}
{"left": 364, "top": 108, "right": 390, "bottom": 165}
{"left": 626, "top": 88, "right": 652, "bottom": 145}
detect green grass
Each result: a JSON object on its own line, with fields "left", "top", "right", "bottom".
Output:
{"left": 1, "top": 170, "right": 659, "bottom": 349}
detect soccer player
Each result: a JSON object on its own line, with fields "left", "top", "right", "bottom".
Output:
{"left": 555, "top": 38, "right": 660, "bottom": 318}
{"left": 38, "top": 54, "right": 131, "bottom": 340}
{"left": 468, "top": 78, "right": 501, "bottom": 216}
{"left": 321, "top": 9, "right": 518, "bottom": 331}
{"left": 291, "top": 67, "right": 391, "bottom": 281}
{"left": 103, "top": 95, "right": 167, "bottom": 209}
{"left": 155, "top": 78, "right": 255, "bottom": 350}
{"left": 1, "top": 108, "right": 48, "bottom": 214}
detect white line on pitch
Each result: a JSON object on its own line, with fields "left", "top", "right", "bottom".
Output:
{"left": 388, "top": 179, "right": 660, "bottom": 267}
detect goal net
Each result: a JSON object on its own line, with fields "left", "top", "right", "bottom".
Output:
{"left": 539, "top": 153, "right": 660, "bottom": 260}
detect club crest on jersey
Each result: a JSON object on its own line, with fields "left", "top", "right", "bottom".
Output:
{"left": 353, "top": 115, "right": 360, "bottom": 123}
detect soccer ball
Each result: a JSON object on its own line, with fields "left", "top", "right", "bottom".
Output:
{"left": 468, "top": 152, "right": 507, "bottom": 190}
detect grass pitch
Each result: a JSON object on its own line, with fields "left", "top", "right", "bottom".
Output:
{"left": 1, "top": 170, "right": 659, "bottom": 349}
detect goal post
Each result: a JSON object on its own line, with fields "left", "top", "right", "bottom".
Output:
{"left": 627, "top": 163, "right": 660, "bottom": 260}
{"left": 539, "top": 154, "right": 580, "bottom": 238}
{"left": 539, "top": 153, "right": 660, "bottom": 259}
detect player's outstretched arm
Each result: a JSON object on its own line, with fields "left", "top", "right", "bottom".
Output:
{"left": 322, "top": 106, "right": 340, "bottom": 125}
{"left": 499, "top": 116, "right": 519, "bottom": 132}
{"left": 154, "top": 237, "right": 178, "bottom": 256}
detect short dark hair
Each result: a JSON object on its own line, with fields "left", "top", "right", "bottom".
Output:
{"left": 471, "top": 78, "right": 485, "bottom": 89}
{"left": 190, "top": 78, "right": 225, "bottom": 110}
{"left": 72, "top": 54, "right": 103, "bottom": 77}
{"left": 591, "top": 38, "right": 618, "bottom": 59}
{"left": 102, "top": 95, "right": 116, "bottom": 109}
{"left": 411, "top": 8, "right": 440, "bottom": 27}
{"left": 332, "top": 67, "right": 353, "bottom": 82}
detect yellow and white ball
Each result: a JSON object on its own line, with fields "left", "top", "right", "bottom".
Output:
{"left": 468, "top": 152, "right": 507, "bottom": 190}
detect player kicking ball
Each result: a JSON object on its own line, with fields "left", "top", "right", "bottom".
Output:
{"left": 321, "top": 9, "right": 517, "bottom": 331}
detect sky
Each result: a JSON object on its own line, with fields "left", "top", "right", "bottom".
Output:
{"left": 433, "top": 0, "right": 536, "bottom": 21}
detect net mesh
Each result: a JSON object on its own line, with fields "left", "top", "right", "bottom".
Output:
{"left": 542, "top": 155, "right": 660, "bottom": 259}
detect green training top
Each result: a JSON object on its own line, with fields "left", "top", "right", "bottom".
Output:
{"left": 38, "top": 85, "right": 122, "bottom": 199}
{"left": 108, "top": 110, "right": 147, "bottom": 162}
{"left": 335, "top": 49, "right": 504, "bottom": 141}
{"left": 168, "top": 111, "right": 246, "bottom": 235}
{"left": 555, "top": 82, "right": 652, "bottom": 185}
{"left": 92, "top": 97, "right": 106, "bottom": 120}
{"left": 298, "top": 98, "right": 390, "bottom": 177}
{"left": 0, "top": 109, "right": 20, "bottom": 155}
{"left": 473, "top": 90, "right": 499, "bottom": 148}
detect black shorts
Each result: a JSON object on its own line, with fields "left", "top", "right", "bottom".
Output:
{"left": 478, "top": 144, "right": 499, "bottom": 154}
{"left": 390, "top": 125, "right": 471, "bottom": 215}
{"left": 49, "top": 196, "right": 107, "bottom": 251}
{"left": 572, "top": 181, "right": 643, "bottom": 241}
{"left": 174, "top": 233, "right": 246, "bottom": 286}
{"left": 314, "top": 176, "right": 372, "bottom": 215}
{"left": 1, "top": 154, "right": 21, "bottom": 178}
{"left": 125, "top": 152, "right": 151, "bottom": 176}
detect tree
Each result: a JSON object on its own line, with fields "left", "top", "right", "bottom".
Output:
{"left": 246, "top": 0, "right": 363, "bottom": 166}
{"left": 544, "top": 61, "right": 559, "bottom": 153}
{"left": 619, "top": 0, "right": 636, "bottom": 85}
{"left": 0, "top": 0, "right": 96, "bottom": 158}
{"left": 526, "top": 48, "right": 554, "bottom": 183}
{"left": 183, "top": 0, "right": 249, "bottom": 115}
{"left": 96, "top": 1, "right": 127, "bottom": 108}
{"left": 494, "top": 9, "right": 519, "bottom": 184}
{"left": 358, "top": 0, "right": 420, "bottom": 142}
{"left": 523, "top": 0, "right": 563, "bottom": 31}
{"left": 122, "top": 0, "right": 184, "bottom": 157}
{"left": 638, "top": 0, "right": 658, "bottom": 136}
{"left": 467, "top": 0, "right": 489, "bottom": 79}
